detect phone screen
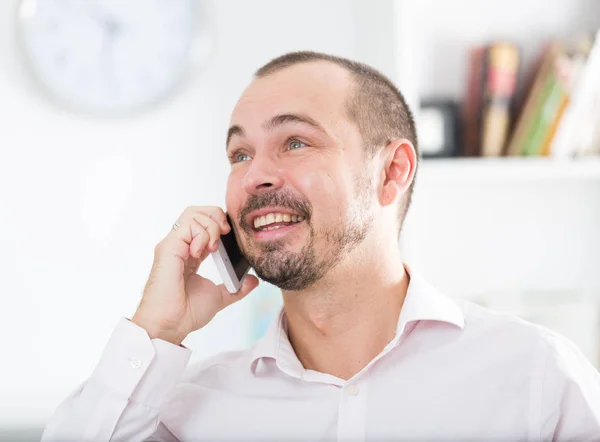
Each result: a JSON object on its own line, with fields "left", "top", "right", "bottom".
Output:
{"left": 222, "top": 215, "right": 250, "bottom": 281}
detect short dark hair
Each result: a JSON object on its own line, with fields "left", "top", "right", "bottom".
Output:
{"left": 254, "top": 51, "right": 418, "bottom": 234}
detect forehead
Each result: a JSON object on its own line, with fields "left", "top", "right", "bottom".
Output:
{"left": 230, "top": 61, "right": 354, "bottom": 128}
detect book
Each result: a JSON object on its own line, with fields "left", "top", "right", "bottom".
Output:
{"left": 506, "top": 43, "right": 562, "bottom": 156}
{"left": 462, "top": 47, "right": 485, "bottom": 157}
{"left": 542, "top": 38, "right": 591, "bottom": 156}
{"left": 521, "top": 48, "right": 571, "bottom": 156}
{"left": 538, "top": 56, "right": 572, "bottom": 156}
{"left": 479, "top": 43, "right": 520, "bottom": 156}
{"left": 549, "top": 29, "right": 600, "bottom": 158}
{"left": 568, "top": 29, "right": 600, "bottom": 157}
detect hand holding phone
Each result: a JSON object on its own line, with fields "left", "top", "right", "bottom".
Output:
{"left": 132, "top": 206, "right": 258, "bottom": 345}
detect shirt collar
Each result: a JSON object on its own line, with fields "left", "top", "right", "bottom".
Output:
{"left": 249, "top": 264, "right": 465, "bottom": 372}
{"left": 249, "top": 305, "right": 307, "bottom": 378}
{"left": 396, "top": 263, "right": 465, "bottom": 335}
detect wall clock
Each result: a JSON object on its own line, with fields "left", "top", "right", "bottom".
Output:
{"left": 18, "top": 0, "right": 209, "bottom": 115}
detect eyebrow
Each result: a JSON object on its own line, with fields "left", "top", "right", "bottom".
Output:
{"left": 226, "top": 113, "right": 327, "bottom": 149}
{"left": 226, "top": 125, "right": 244, "bottom": 148}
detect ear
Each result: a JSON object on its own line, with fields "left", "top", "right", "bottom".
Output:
{"left": 378, "top": 139, "right": 417, "bottom": 207}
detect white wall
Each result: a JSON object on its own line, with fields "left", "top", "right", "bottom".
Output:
{"left": 0, "top": 0, "right": 401, "bottom": 428}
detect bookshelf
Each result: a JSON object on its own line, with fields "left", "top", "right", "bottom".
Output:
{"left": 392, "top": 0, "right": 600, "bottom": 367}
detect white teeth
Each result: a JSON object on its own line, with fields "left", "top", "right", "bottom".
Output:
{"left": 253, "top": 212, "right": 305, "bottom": 230}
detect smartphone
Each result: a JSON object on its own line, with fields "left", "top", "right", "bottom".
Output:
{"left": 211, "top": 214, "right": 251, "bottom": 293}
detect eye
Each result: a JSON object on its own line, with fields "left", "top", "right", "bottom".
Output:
{"left": 229, "top": 151, "right": 251, "bottom": 164}
{"left": 287, "top": 139, "right": 306, "bottom": 150}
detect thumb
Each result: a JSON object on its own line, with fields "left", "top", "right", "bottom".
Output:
{"left": 219, "top": 275, "right": 260, "bottom": 308}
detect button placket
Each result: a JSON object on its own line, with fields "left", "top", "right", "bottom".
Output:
{"left": 345, "top": 384, "right": 360, "bottom": 396}
{"left": 337, "top": 380, "right": 368, "bottom": 442}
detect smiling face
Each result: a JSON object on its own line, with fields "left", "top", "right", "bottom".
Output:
{"left": 225, "top": 61, "right": 376, "bottom": 291}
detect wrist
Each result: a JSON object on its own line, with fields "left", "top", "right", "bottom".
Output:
{"left": 131, "top": 314, "right": 186, "bottom": 346}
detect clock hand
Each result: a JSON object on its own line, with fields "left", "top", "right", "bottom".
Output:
{"left": 87, "top": 2, "right": 123, "bottom": 96}
{"left": 85, "top": 2, "right": 122, "bottom": 38}
{"left": 100, "top": 20, "right": 118, "bottom": 94}
{"left": 103, "top": 16, "right": 122, "bottom": 39}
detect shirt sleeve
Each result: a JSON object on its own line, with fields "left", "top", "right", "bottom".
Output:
{"left": 539, "top": 331, "right": 600, "bottom": 441}
{"left": 41, "top": 317, "right": 192, "bottom": 442}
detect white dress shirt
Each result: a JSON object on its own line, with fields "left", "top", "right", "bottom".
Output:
{"left": 42, "top": 266, "right": 600, "bottom": 441}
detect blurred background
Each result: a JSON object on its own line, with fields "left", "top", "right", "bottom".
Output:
{"left": 1, "top": 0, "right": 600, "bottom": 439}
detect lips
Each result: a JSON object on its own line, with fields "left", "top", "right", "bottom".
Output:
{"left": 244, "top": 207, "right": 305, "bottom": 231}
{"left": 253, "top": 212, "right": 305, "bottom": 230}
{"left": 253, "top": 217, "right": 304, "bottom": 241}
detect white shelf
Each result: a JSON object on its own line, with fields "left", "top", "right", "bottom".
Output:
{"left": 416, "top": 157, "right": 600, "bottom": 182}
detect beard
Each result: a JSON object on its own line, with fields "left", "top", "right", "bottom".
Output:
{"left": 238, "top": 174, "right": 373, "bottom": 291}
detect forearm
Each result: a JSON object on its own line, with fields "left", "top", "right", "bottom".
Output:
{"left": 41, "top": 380, "right": 164, "bottom": 441}
{"left": 41, "top": 318, "right": 191, "bottom": 442}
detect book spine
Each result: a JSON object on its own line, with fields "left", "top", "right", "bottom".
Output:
{"left": 480, "top": 43, "right": 520, "bottom": 157}
{"left": 539, "top": 55, "right": 574, "bottom": 156}
{"left": 521, "top": 66, "right": 559, "bottom": 156}
{"left": 506, "top": 43, "right": 561, "bottom": 156}
{"left": 549, "top": 49, "right": 590, "bottom": 158}
{"left": 463, "top": 47, "right": 485, "bottom": 157}
{"left": 540, "top": 94, "right": 570, "bottom": 156}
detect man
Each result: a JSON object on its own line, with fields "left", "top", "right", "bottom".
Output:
{"left": 42, "top": 52, "right": 600, "bottom": 441}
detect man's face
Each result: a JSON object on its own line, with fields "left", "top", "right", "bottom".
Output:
{"left": 225, "top": 62, "right": 374, "bottom": 290}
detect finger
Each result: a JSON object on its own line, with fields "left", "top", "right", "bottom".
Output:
{"left": 161, "top": 215, "right": 209, "bottom": 262}
{"left": 170, "top": 215, "right": 206, "bottom": 245}
{"left": 201, "top": 207, "right": 230, "bottom": 233}
{"left": 183, "top": 206, "right": 230, "bottom": 234}
{"left": 191, "top": 214, "right": 222, "bottom": 252}
{"left": 189, "top": 223, "right": 211, "bottom": 259}
{"left": 218, "top": 275, "right": 260, "bottom": 308}
{"left": 182, "top": 220, "right": 212, "bottom": 276}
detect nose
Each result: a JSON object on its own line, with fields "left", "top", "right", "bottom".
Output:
{"left": 242, "top": 154, "right": 284, "bottom": 195}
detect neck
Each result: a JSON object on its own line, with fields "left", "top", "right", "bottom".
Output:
{"left": 281, "top": 236, "right": 409, "bottom": 380}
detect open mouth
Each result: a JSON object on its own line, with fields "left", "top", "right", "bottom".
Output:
{"left": 252, "top": 212, "right": 305, "bottom": 231}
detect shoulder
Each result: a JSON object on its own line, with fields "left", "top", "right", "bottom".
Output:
{"left": 455, "top": 298, "right": 599, "bottom": 375}
{"left": 449, "top": 298, "right": 586, "bottom": 368}
{"left": 456, "top": 297, "right": 560, "bottom": 344}
{"left": 455, "top": 300, "right": 600, "bottom": 437}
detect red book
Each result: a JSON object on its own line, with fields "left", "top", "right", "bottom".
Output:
{"left": 480, "top": 43, "right": 520, "bottom": 156}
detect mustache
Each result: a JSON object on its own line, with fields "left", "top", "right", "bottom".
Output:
{"left": 239, "top": 189, "right": 312, "bottom": 230}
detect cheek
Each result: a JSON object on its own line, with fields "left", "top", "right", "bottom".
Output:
{"left": 225, "top": 172, "right": 243, "bottom": 216}
{"left": 294, "top": 166, "right": 354, "bottom": 216}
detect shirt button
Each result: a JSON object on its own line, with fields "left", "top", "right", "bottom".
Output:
{"left": 128, "top": 357, "right": 142, "bottom": 369}
{"left": 346, "top": 384, "right": 359, "bottom": 396}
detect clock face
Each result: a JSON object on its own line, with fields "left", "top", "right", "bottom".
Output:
{"left": 19, "top": 0, "right": 196, "bottom": 115}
